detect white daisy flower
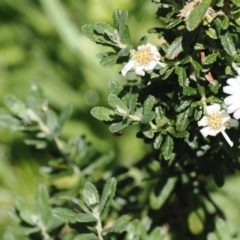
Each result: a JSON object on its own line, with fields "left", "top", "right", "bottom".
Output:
{"left": 223, "top": 66, "right": 240, "bottom": 119}
{"left": 121, "top": 43, "right": 165, "bottom": 77}
{"left": 198, "top": 104, "right": 238, "bottom": 147}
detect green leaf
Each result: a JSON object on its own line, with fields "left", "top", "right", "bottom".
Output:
{"left": 118, "top": 46, "right": 132, "bottom": 56}
{"left": 113, "top": 9, "right": 131, "bottom": 45}
{"left": 46, "top": 110, "right": 59, "bottom": 132}
{"left": 0, "top": 114, "right": 21, "bottom": 131}
{"left": 176, "top": 108, "right": 192, "bottom": 132}
{"left": 14, "top": 197, "right": 38, "bottom": 225}
{"left": 143, "top": 95, "right": 155, "bottom": 113}
{"left": 83, "top": 182, "right": 100, "bottom": 208}
{"left": 24, "top": 139, "right": 47, "bottom": 149}
{"left": 83, "top": 151, "right": 115, "bottom": 175}
{"left": 36, "top": 184, "right": 50, "bottom": 225}
{"left": 4, "top": 95, "right": 28, "bottom": 119}
{"left": 175, "top": 100, "right": 192, "bottom": 112}
{"left": 155, "top": 106, "right": 168, "bottom": 127}
{"left": 150, "top": 177, "right": 177, "bottom": 210}
{"left": 82, "top": 24, "right": 96, "bottom": 42}
{"left": 74, "top": 234, "right": 99, "bottom": 240}
{"left": 61, "top": 197, "right": 91, "bottom": 214}
{"left": 207, "top": 233, "right": 218, "bottom": 240}
{"left": 168, "top": 129, "right": 189, "bottom": 138}
{"left": 128, "top": 87, "right": 138, "bottom": 113}
{"left": 186, "top": 0, "right": 212, "bottom": 31}
{"left": 99, "top": 177, "right": 116, "bottom": 218}
{"left": 161, "top": 135, "right": 174, "bottom": 160}
{"left": 102, "top": 215, "right": 129, "bottom": 235}
{"left": 3, "top": 231, "right": 16, "bottom": 240}
{"left": 94, "top": 22, "right": 114, "bottom": 35}
{"left": 52, "top": 208, "right": 97, "bottom": 223}
{"left": 153, "top": 134, "right": 163, "bottom": 150}
{"left": 125, "top": 219, "right": 147, "bottom": 239}
{"left": 205, "top": 28, "right": 217, "bottom": 39}
{"left": 8, "top": 206, "right": 21, "bottom": 223}
{"left": 166, "top": 18, "right": 182, "bottom": 29}
{"left": 216, "top": 218, "right": 232, "bottom": 240}
{"left": 100, "top": 55, "right": 118, "bottom": 67}
{"left": 221, "top": 16, "right": 229, "bottom": 30}
{"left": 59, "top": 105, "right": 73, "bottom": 126}
{"left": 188, "top": 208, "right": 205, "bottom": 235}
{"left": 149, "top": 227, "right": 163, "bottom": 240}
{"left": 175, "top": 66, "right": 186, "bottom": 87}
{"left": 108, "top": 94, "right": 128, "bottom": 114}
{"left": 108, "top": 81, "right": 123, "bottom": 95}
{"left": 202, "top": 53, "right": 218, "bottom": 65}
{"left": 140, "top": 111, "right": 155, "bottom": 124}
{"left": 166, "top": 36, "right": 183, "bottom": 59}
{"left": 109, "top": 120, "right": 132, "bottom": 132}
{"left": 91, "top": 107, "right": 115, "bottom": 121}
{"left": 183, "top": 86, "right": 197, "bottom": 96}
{"left": 143, "top": 125, "right": 155, "bottom": 138}
{"left": 220, "top": 33, "right": 237, "bottom": 56}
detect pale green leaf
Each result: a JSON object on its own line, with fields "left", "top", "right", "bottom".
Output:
{"left": 202, "top": 53, "right": 218, "bottom": 65}
{"left": 83, "top": 182, "right": 100, "bottom": 208}
{"left": 109, "top": 120, "right": 131, "bottom": 132}
{"left": 99, "top": 177, "right": 116, "bottom": 218}
{"left": 0, "top": 114, "right": 21, "bottom": 131}
{"left": 108, "top": 81, "right": 123, "bottom": 95}
{"left": 162, "top": 135, "right": 174, "bottom": 160}
{"left": 102, "top": 215, "right": 129, "bottom": 235}
{"left": 108, "top": 94, "right": 128, "bottom": 114}
{"left": 82, "top": 24, "right": 96, "bottom": 42}
{"left": 4, "top": 95, "right": 28, "bottom": 119}
{"left": 186, "top": 0, "right": 212, "bottom": 31}
{"left": 52, "top": 208, "right": 97, "bottom": 223}
{"left": 74, "top": 234, "right": 99, "bottom": 240}
{"left": 150, "top": 177, "right": 177, "bottom": 209}
{"left": 220, "top": 33, "right": 237, "bottom": 56}
{"left": 143, "top": 95, "right": 155, "bottom": 113}
{"left": 91, "top": 107, "right": 115, "bottom": 121}
{"left": 140, "top": 111, "right": 155, "bottom": 124}
{"left": 36, "top": 184, "right": 50, "bottom": 225}
{"left": 153, "top": 134, "right": 163, "bottom": 150}
{"left": 100, "top": 55, "right": 118, "bottom": 68}
{"left": 166, "top": 36, "right": 183, "bottom": 59}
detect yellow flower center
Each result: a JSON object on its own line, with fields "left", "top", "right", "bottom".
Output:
{"left": 207, "top": 113, "right": 222, "bottom": 130}
{"left": 133, "top": 48, "right": 154, "bottom": 66}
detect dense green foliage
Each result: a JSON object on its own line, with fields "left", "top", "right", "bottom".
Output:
{"left": 1, "top": 0, "right": 240, "bottom": 239}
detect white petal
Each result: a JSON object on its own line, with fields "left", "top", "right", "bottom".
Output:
{"left": 207, "top": 128, "right": 220, "bottom": 136}
{"left": 198, "top": 116, "right": 208, "bottom": 126}
{"left": 224, "top": 95, "right": 240, "bottom": 106}
{"left": 232, "top": 63, "right": 240, "bottom": 76}
{"left": 226, "top": 78, "right": 240, "bottom": 88}
{"left": 230, "top": 119, "right": 239, "bottom": 128}
{"left": 223, "top": 85, "right": 240, "bottom": 95}
{"left": 200, "top": 127, "right": 210, "bottom": 137}
{"left": 206, "top": 104, "right": 220, "bottom": 115}
{"left": 220, "top": 111, "right": 231, "bottom": 123}
{"left": 233, "top": 108, "right": 240, "bottom": 119}
{"left": 143, "top": 61, "right": 157, "bottom": 71}
{"left": 135, "top": 66, "right": 145, "bottom": 76}
{"left": 236, "top": 75, "right": 240, "bottom": 84}
{"left": 221, "top": 130, "right": 233, "bottom": 147}
{"left": 121, "top": 60, "right": 135, "bottom": 76}
{"left": 226, "top": 102, "right": 240, "bottom": 114}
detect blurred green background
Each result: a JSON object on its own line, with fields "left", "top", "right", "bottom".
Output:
{"left": 0, "top": 0, "right": 240, "bottom": 237}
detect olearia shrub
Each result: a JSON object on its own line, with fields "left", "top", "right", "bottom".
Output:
{"left": 2, "top": 0, "right": 240, "bottom": 239}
